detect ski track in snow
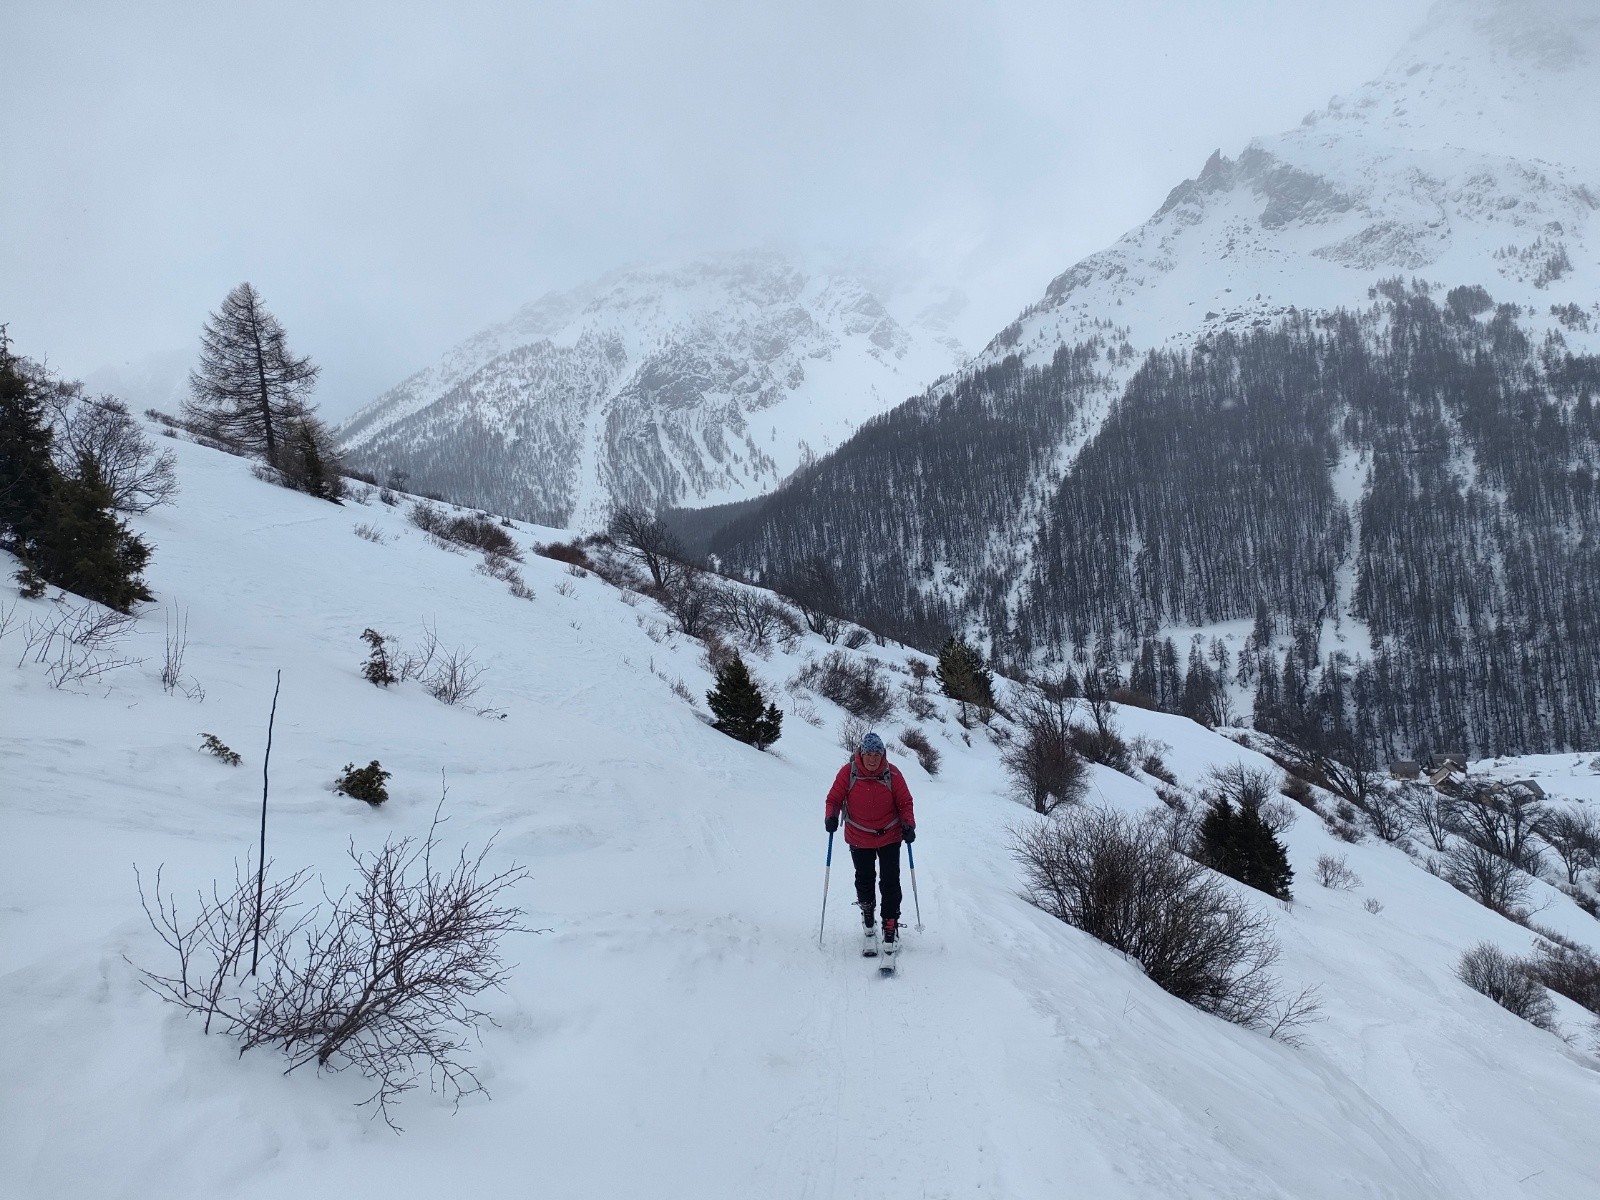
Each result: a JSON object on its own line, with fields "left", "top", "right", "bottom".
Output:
{"left": 3, "top": 436, "right": 1600, "bottom": 1200}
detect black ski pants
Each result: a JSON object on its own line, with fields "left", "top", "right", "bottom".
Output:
{"left": 850, "top": 841, "right": 902, "bottom": 924}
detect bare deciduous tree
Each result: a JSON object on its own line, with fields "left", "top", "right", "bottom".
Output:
{"left": 43, "top": 385, "right": 178, "bottom": 513}
{"left": 1441, "top": 841, "right": 1533, "bottom": 916}
{"left": 606, "top": 504, "right": 685, "bottom": 590}
{"left": 777, "top": 556, "right": 845, "bottom": 643}
{"left": 1450, "top": 781, "right": 1548, "bottom": 874}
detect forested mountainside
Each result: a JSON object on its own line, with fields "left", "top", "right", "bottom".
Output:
{"left": 337, "top": 251, "right": 964, "bottom": 527}
{"left": 708, "top": 283, "right": 1600, "bottom": 758}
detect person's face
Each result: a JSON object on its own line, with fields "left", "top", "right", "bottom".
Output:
{"left": 861, "top": 750, "right": 884, "bottom": 771}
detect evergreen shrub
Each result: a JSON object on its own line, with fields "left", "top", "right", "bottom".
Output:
{"left": 336, "top": 761, "right": 391, "bottom": 806}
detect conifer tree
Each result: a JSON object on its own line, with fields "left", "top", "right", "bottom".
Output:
{"left": 1198, "top": 795, "right": 1294, "bottom": 900}
{"left": 0, "top": 330, "right": 57, "bottom": 560}
{"left": 186, "top": 282, "right": 322, "bottom": 469}
{"left": 706, "top": 655, "right": 783, "bottom": 750}
{"left": 935, "top": 636, "right": 994, "bottom": 710}
{"left": 30, "top": 456, "right": 153, "bottom": 611}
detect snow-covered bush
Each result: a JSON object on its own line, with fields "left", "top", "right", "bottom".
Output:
{"left": 1456, "top": 943, "right": 1556, "bottom": 1030}
{"left": 1015, "top": 807, "right": 1317, "bottom": 1038}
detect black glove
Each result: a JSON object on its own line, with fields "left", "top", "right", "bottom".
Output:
{"left": 825, "top": 814, "right": 839, "bottom": 834}
{"left": 903, "top": 826, "right": 916, "bottom": 843}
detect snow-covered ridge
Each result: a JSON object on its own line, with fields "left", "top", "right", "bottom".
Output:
{"left": 339, "top": 249, "right": 967, "bottom": 527}
{"left": 981, "top": 0, "right": 1600, "bottom": 374}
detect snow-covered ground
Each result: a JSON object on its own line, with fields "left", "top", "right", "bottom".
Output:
{"left": 4, "top": 436, "right": 1600, "bottom": 1200}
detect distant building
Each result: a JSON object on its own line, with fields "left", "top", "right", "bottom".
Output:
{"left": 1428, "top": 751, "right": 1468, "bottom": 773}
{"left": 1508, "top": 779, "right": 1546, "bottom": 799}
{"left": 1390, "top": 760, "right": 1422, "bottom": 780}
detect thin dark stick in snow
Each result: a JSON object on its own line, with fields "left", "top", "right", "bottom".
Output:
{"left": 251, "top": 669, "right": 282, "bottom": 976}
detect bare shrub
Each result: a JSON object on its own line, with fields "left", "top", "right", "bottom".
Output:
{"left": 841, "top": 627, "right": 871, "bottom": 650}
{"left": 426, "top": 645, "right": 487, "bottom": 707}
{"left": 353, "top": 522, "right": 386, "bottom": 544}
{"left": 411, "top": 504, "right": 521, "bottom": 559}
{"left": 477, "top": 551, "right": 534, "bottom": 600}
{"left": 1363, "top": 897, "right": 1384, "bottom": 914}
{"left": 161, "top": 606, "right": 203, "bottom": 699}
{"left": 1001, "top": 693, "right": 1086, "bottom": 814}
{"left": 134, "top": 812, "right": 529, "bottom": 1125}
{"left": 1441, "top": 841, "right": 1533, "bottom": 916}
{"left": 1131, "top": 736, "right": 1177, "bottom": 785}
{"left": 535, "top": 539, "right": 596, "bottom": 571}
{"left": 1206, "top": 764, "right": 1296, "bottom": 835}
{"left": 1542, "top": 809, "right": 1600, "bottom": 885}
{"left": 899, "top": 726, "right": 941, "bottom": 776}
{"left": 795, "top": 651, "right": 895, "bottom": 722}
{"left": 17, "top": 602, "right": 143, "bottom": 688}
{"left": 1068, "top": 722, "right": 1132, "bottom": 773}
{"left": 1281, "top": 773, "right": 1316, "bottom": 809}
{"left": 554, "top": 580, "right": 575, "bottom": 597}
{"left": 659, "top": 567, "right": 724, "bottom": 639}
{"left": 1527, "top": 936, "right": 1600, "bottom": 1015}
{"left": 1360, "top": 785, "right": 1411, "bottom": 843}
{"left": 714, "top": 588, "right": 803, "bottom": 650}
{"left": 1456, "top": 943, "right": 1557, "bottom": 1030}
{"left": 1015, "top": 807, "right": 1310, "bottom": 1035}
{"left": 46, "top": 387, "right": 179, "bottom": 513}
{"left": 838, "top": 715, "right": 870, "bottom": 755}
{"left": 1315, "top": 854, "right": 1361, "bottom": 890}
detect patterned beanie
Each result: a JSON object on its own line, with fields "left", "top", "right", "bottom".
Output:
{"left": 859, "top": 732, "right": 886, "bottom": 755}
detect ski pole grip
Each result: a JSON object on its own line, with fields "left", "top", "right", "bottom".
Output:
{"left": 826, "top": 830, "right": 834, "bottom": 866}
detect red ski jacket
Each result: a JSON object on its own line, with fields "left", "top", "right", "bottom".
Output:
{"left": 826, "top": 753, "right": 916, "bottom": 849}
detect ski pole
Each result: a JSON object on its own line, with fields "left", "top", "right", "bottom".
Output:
{"left": 818, "top": 830, "right": 835, "bottom": 948}
{"left": 907, "top": 842, "right": 923, "bottom": 932}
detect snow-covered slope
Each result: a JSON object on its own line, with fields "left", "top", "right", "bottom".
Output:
{"left": 338, "top": 250, "right": 966, "bottom": 527}
{"left": 993, "top": 0, "right": 1600, "bottom": 369}
{"left": 4, "top": 437, "right": 1600, "bottom": 1199}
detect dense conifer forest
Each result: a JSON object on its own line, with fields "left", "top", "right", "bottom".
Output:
{"left": 707, "top": 281, "right": 1600, "bottom": 758}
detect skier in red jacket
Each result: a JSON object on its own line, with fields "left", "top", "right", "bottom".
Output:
{"left": 825, "top": 731, "right": 916, "bottom": 955}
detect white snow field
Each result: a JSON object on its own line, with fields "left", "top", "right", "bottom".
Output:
{"left": 4, "top": 436, "right": 1600, "bottom": 1200}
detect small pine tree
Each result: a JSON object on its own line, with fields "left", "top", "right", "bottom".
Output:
{"left": 199, "top": 733, "right": 242, "bottom": 766}
{"left": 935, "top": 636, "right": 994, "bottom": 710}
{"left": 706, "top": 655, "right": 783, "bottom": 750}
{"left": 336, "top": 760, "right": 391, "bottom": 806}
{"left": 32, "top": 456, "right": 153, "bottom": 612}
{"left": 1199, "top": 795, "right": 1294, "bottom": 900}
{"left": 360, "top": 628, "right": 396, "bottom": 686}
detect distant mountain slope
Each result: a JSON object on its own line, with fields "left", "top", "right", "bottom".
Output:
{"left": 338, "top": 251, "right": 966, "bottom": 526}
{"left": 705, "top": 0, "right": 1600, "bottom": 759}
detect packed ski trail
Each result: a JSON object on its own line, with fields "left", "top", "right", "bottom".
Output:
{"left": 4, "top": 438, "right": 1600, "bottom": 1200}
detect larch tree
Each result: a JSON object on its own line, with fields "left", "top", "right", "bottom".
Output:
{"left": 185, "top": 282, "right": 321, "bottom": 469}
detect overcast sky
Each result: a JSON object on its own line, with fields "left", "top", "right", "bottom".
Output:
{"left": 2, "top": 0, "right": 1433, "bottom": 419}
